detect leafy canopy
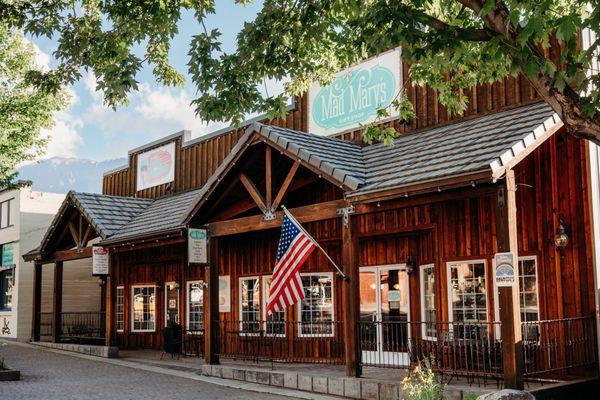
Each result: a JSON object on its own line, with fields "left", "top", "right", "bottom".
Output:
{"left": 0, "top": 23, "right": 68, "bottom": 188}
{"left": 2, "top": 0, "right": 599, "bottom": 143}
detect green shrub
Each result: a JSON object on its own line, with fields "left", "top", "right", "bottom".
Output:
{"left": 401, "top": 360, "right": 445, "bottom": 400}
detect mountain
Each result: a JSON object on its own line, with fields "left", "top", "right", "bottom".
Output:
{"left": 17, "top": 157, "right": 128, "bottom": 194}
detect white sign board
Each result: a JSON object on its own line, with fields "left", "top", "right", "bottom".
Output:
{"left": 188, "top": 228, "right": 208, "bottom": 264}
{"left": 308, "top": 48, "right": 402, "bottom": 136}
{"left": 136, "top": 142, "right": 176, "bottom": 191}
{"left": 219, "top": 276, "right": 231, "bottom": 312}
{"left": 494, "top": 252, "right": 515, "bottom": 287}
{"left": 92, "top": 246, "right": 109, "bottom": 276}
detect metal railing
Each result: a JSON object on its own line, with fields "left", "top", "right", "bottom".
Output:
{"left": 60, "top": 312, "right": 106, "bottom": 341}
{"left": 39, "top": 312, "right": 53, "bottom": 338}
{"left": 521, "top": 316, "right": 598, "bottom": 377}
{"left": 216, "top": 320, "right": 345, "bottom": 365}
{"left": 181, "top": 329, "right": 205, "bottom": 357}
{"left": 358, "top": 320, "right": 503, "bottom": 378}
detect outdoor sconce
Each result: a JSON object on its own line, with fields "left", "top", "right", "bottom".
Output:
{"left": 406, "top": 256, "right": 416, "bottom": 274}
{"left": 168, "top": 282, "right": 180, "bottom": 291}
{"left": 97, "top": 277, "right": 105, "bottom": 287}
{"left": 554, "top": 223, "right": 569, "bottom": 249}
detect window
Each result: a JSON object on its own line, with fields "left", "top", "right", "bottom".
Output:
{"left": 187, "top": 281, "right": 204, "bottom": 332}
{"left": 115, "top": 286, "right": 124, "bottom": 332}
{"left": 0, "top": 268, "right": 13, "bottom": 311}
{"left": 447, "top": 261, "right": 487, "bottom": 339}
{"left": 239, "top": 277, "right": 260, "bottom": 334}
{"left": 0, "top": 199, "right": 14, "bottom": 229}
{"left": 262, "top": 276, "right": 285, "bottom": 337}
{"left": 131, "top": 286, "right": 156, "bottom": 332}
{"left": 299, "top": 273, "right": 334, "bottom": 337}
{"left": 519, "top": 257, "right": 540, "bottom": 341}
{"left": 420, "top": 264, "right": 436, "bottom": 340}
{"left": 165, "top": 282, "right": 180, "bottom": 326}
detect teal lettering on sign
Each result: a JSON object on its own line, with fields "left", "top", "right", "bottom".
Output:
{"left": 189, "top": 229, "right": 206, "bottom": 240}
{"left": 311, "top": 66, "right": 396, "bottom": 130}
{"left": 1, "top": 243, "right": 14, "bottom": 267}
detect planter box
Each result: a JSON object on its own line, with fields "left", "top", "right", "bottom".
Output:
{"left": 0, "top": 368, "right": 20, "bottom": 381}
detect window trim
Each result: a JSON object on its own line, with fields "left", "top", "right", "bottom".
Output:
{"left": 238, "top": 276, "right": 261, "bottom": 335}
{"left": 164, "top": 281, "right": 180, "bottom": 326}
{"left": 493, "top": 255, "right": 540, "bottom": 324}
{"left": 0, "top": 198, "right": 14, "bottom": 230}
{"left": 262, "top": 275, "right": 286, "bottom": 338}
{"left": 186, "top": 280, "right": 204, "bottom": 333}
{"left": 115, "top": 286, "right": 125, "bottom": 332}
{"left": 419, "top": 264, "right": 436, "bottom": 341}
{"left": 446, "top": 259, "right": 489, "bottom": 323}
{"left": 131, "top": 285, "right": 157, "bottom": 333}
{"left": 297, "top": 272, "right": 335, "bottom": 338}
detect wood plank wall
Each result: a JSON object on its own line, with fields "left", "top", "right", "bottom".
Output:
{"left": 102, "top": 64, "right": 542, "bottom": 198}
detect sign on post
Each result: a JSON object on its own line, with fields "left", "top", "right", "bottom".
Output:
{"left": 92, "top": 246, "right": 110, "bottom": 276}
{"left": 188, "top": 228, "right": 208, "bottom": 264}
{"left": 494, "top": 252, "right": 515, "bottom": 287}
{"left": 308, "top": 48, "right": 402, "bottom": 137}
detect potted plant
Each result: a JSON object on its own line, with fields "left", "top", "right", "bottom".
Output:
{"left": 0, "top": 342, "right": 20, "bottom": 381}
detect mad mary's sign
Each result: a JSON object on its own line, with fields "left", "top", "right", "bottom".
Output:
{"left": 136, "top": 142, "right": 176, "bottom": 191}
{"left": 308, "top": 48, "right": 402, "bottom": 136}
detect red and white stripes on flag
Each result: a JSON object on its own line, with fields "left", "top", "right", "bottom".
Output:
{"left": 265, "top": 210, "right": 316, "bottom": 317}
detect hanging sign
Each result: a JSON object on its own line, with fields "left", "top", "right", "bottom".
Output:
{"left": 136, "top": 142, "right": 176, "bottom": 191}
{"left": 92, "top": 246, "right": 110, "bottom": 276}
{"left": 188, "top": 228, "right": 208, "bottom": 264}
{"left": 1, "top": 243, "right": 14, "bottom": 269}
{"left": 308, "top": 48, "right": 402, "bottom": 136}
{"left": 219, "top": 276, "right": 231, "bottom": 312}
{"left": 494, "top": 252, "right": 515, "bottom": 287}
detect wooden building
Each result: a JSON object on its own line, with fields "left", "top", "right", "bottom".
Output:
{"left": 24, "top": 56, "right": 599, "bottom": 387}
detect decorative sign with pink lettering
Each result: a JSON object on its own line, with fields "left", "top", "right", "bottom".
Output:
{"left": 136, "top": 142, "right": 176, "bottom": 191}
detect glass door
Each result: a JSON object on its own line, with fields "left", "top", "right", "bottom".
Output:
{"left": 359, "top": 265, "right": 410, "bottom": 366}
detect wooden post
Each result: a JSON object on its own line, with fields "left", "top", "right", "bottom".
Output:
{"left": 104, "top": 274, "right": 113, "bottom": 347}
{"left": 31, "top": 262, "right": 42, "bottom": 342}
{"left": 52, "top": 260, "right": 63, "bottom": 343}
{"left": 204, "top": 236, "right": 220, "bottom": 364}
{"left": 342, "top": 207, "right": 361, "bottom": 377}
{"left": 495, "top": 170, "right": 524, "bottom": 389}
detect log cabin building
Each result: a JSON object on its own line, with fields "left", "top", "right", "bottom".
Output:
{"left": 24, "top": 52, "right": 600, "bottom": 387}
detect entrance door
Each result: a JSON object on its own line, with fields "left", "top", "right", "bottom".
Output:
{"left": 165, "top": 282, "right": 180, "bottom": 326}
{"left": 359, "top": 265, "right": 410, "bottom": 366}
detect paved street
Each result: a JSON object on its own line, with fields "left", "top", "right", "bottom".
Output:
{"left": 0, "top": 342, "right": 299, "bottom": 400}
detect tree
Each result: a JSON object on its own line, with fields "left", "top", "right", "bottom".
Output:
{"left": 0, "top": 23, "right": 68, "bottom": 187}
{"left": 2, "top": 1, "right": 599, "bottom": 144}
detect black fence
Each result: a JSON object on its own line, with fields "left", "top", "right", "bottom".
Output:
{"left": 216, "top": 320, "right": 345, "bottom": 365}
{"left": 37, "top": 311, "right": 105, "bottom": 343}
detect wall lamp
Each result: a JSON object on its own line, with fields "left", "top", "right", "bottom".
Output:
{"left": 554, "top": 222, "right": 569, "bottom": 250}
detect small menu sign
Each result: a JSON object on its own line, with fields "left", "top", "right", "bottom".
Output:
{"left": 188, "top": 228, "right": 208, "bottom": 264}
{"left": 494, "top": 252, "right": 515, "bottom": 287}
{"left": 92, "top": 246, "right": 109, "bottom": 275}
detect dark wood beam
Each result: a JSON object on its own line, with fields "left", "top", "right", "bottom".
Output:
{"left": 272, "top": 160, "right": 300, "bottom": 212}
{"left": 208, "top": 199, "right": 345, "bottom": 237}
{"left": 81, "top": 224, "right": 93, "bottom": 248}
{"left": 239, "top": 172, "right": 268, "bottom": 213}
{"left": 31, "top": 246, "right": 93, "bottom": 264}
{"left": 342, "top": 210, "right": 361, "bottom": 377}
{"left": 211, "top": 198, "right": 259, "bottom": 221}
{"left": 31, "top": 262, "right": 42, "bottom": 341}
{"left": 52, "top": 261, "right": 63, "bottom": 343}
{"left": 204, "top": 237, "right": 219, "bottom": 364}
{"left": 265, "top": 146, "right": 272, "bottom": 209}
{"left": 204, "top": 176, "right": 241, "bottom": 219}
{"left": 68, "top": 221, "right": 80, "bottom": 248}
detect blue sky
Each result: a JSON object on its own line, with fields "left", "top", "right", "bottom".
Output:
{"left": 29, "top": 1, "right": 266, "bottom": 161}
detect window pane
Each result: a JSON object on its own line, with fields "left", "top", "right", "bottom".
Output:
{"left": 132, "top": 286, "right": 155, "bottom": 331}
{"left": 263, "top": 276, "right": 285, "bottom": 336}
{"left": 0, "top": 268, "right": 13, "bottom": 311}
{"left": 300, "top": 275, "right": 333, "bottom": 336}
{"left": 188, "top": 282, "right": 204, "bottom": 331}
{"left": 0, "top": 201, "right": 8, "bottom": 228}
{"left": 448, "top": 262, "right": 487, "bottom": 339}
{"left": 240, "top": 278, "right": 260, "bottom": 333}
{"left": 518, "top": 259, "right": 539, "bottom": 324}
{"left": 116, "top": 287, "right": 124, "bottom": 331}
{"left": 421, "top": 266, "right": 436, "bottom": 338}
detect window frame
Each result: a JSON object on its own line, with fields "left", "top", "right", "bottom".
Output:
{"left": 261, "top": 275, "right": 286, "bottom": 338}
{"left": 164, "top": 281, "right": 180, "bottom": 326}
{"left": 115, "top": 286, "right": 125, "bottom": 332}
{"left": 0, "top": 198, "right": 14, "bottom": 229}
{"left": 419, "top": 264, "right": 436, "bottom": 341}
{"left": 186, "top": 280, "right": 204, "bottom": 333}
{"left": 238, "top": 276, "right": 261, "bottom": 335}
{"left": 0, "top": 267, "right": 14, "bottom": 312}
{"left": 131, "top": 285, "right": 157, "bottom": 333}
{"left": 297, "top": 272, "right": 335, "bottom": 338}
{"left": 446, "top": 259, "right": 489, "bottom": 324}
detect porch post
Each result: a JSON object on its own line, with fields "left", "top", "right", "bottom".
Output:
{"left": 204, "top": 236, "right": 219, "bottom": 364}
{"left": 495, "top": 169, "right": 524, "bottom": 389}
{"left": 52, "top": 260, "right": 63, "bottom": 343}
{"left": 342, "top": 207, "right": 361, "bottom": 377}
{"left": 31, "top": 262, "right": 42, "bottom": 342}
{"left": 104, "top": 274, "right": 113, "bottom": 346}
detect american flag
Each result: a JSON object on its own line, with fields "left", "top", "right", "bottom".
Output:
{"left": 266, "top": 210, "right": 316, "bottom": 317}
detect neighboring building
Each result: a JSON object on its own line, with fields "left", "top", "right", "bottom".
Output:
{"left": 0, "top": 186, "right": 100, "bottom": 342}
{"left": 26, "top": 48, "right": 599, "bottom": 388}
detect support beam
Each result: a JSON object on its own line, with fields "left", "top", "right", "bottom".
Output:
{"left": 204, "top": 236, "right": 220, "bottom": 364}
{"left": 68, "top": 221, "right": 80, "bottom": 247}
{"left": 495, "top": 169, "right": 523, "bottom": 389}
{"left": 103, "top": 274, "right": 112, "bottom": 346}
{"left": 31, "top": 262, "right": 42, "bottom": 341}
{"left": 239, "top": 172, "right": 268, "bottom": 213}
{"left": 52, "top": 261, "right": 63, "bottom": 343}
{"left": 265, "top": 146, "right": 272, "bottom": 209}
{"left": 342, "top": 208, "right": 361, "bottom": 377}
{"left": 272, "top": 160, "right": 300, "bottom": 212}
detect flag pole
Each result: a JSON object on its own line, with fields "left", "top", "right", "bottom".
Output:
{"left": 281, "top": 205, "right": 347, "bottom": 279}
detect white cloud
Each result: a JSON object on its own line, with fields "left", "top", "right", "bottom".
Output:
{"left": 41, "top": 111, "right": 84, "bottom": 158}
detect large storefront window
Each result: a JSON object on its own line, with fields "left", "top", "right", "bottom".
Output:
{"left": 0, "top": 268, "right": 13, "bottom": 311}
{"left": 187, "top": 281, "right": 204, "bottom": 332}
{"left": 132, "top": 286, "right": 156, "bottom": 332}
{"left": 447, "top": 261, "right": 487, "bottom": 339}
{"left": 116, "top": 286, "right": 124, "bottom": 332}
{"left": 420, "top": 264, "right": 436, "bottom": 340}
{"left": 299, "top": 273, "right": 334, "bottom": 337}
{"left": 262, "top": 275, "right": 285, "bottom": 337}
{"left": 239, "top": 277, "right": 260, "bottom": 333}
